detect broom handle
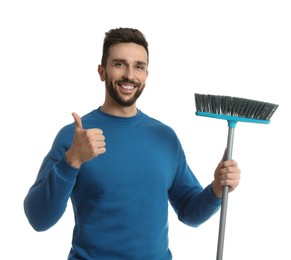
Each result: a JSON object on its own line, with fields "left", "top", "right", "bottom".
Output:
{"left": 216, "top": 126, "right": 235, "bottom": 260}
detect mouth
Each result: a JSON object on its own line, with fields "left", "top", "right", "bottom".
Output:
{"left": 117, "top": 82, "right": 138, "bottom": 94}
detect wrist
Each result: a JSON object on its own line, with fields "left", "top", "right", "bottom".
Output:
{"left": 211, "top": 181, "right": 222, "bottom": 198}
{"left": 65, "top": 150, "right": 82, "bottom": 169}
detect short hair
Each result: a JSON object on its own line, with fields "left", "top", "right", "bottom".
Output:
{"left": 101, "top": 27, "right": 149, "bottom": 67}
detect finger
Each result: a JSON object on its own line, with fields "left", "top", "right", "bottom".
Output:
{"left": 86, "top": 128, "right": 104, "bottom": 136}
{"left": 220, "top": 171, "right": 239, "bottom": 180}
{"left": 220, "top": 166, "right": 239, "bottom": 177}
{"left": 72, "top": 112, "right": 84, "bottom": 131}
{"left": 97, "top": 146, "right": 107, "bottom": 155}
{"left": 96, "top": 135, "right": 105, "bottom": 142}
{"left": 97, "top": 140, "right": 106, "bottom": 149}
{"left": 220, "top": 179, "right": 239, "bottom": 191}
{"left": 222, "top": 160, "right": 238, "bottom": 169}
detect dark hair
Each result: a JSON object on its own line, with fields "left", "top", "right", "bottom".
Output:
{"left": 101, "top": 27, "right": 149, "bottom": 67}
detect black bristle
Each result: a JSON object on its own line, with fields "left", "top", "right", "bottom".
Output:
{"left": 194, "top": 93, "right": 279, "bottom": 121}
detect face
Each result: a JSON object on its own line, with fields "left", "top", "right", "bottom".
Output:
{"left": 98, "top": 42, "right": 148, "bottom": 107}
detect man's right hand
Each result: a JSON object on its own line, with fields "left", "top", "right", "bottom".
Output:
{"left": 65, "top": 112, "right": 106, "bottom": 169}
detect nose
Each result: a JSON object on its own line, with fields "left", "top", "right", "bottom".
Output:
{"left": 123, "top": 66, "right": 134, "bottom": 80}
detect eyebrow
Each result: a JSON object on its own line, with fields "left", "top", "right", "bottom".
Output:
{"left": 112, "top": 58, "right": 147, "bottom": 67}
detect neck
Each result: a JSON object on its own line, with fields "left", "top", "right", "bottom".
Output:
{"left": 101, "top": 102, "right": 137, "bottom": 117}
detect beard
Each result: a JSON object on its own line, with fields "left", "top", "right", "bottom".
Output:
{"left": 105, "top": 77, "right": 145, "bottom": 107}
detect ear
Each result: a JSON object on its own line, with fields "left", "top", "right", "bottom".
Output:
{"left": 98, "top": 65, "right": 105, "bottom": 81}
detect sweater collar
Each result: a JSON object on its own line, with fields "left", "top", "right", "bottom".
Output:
{"left": 93, "top": 106, "right": 143, "bottom": 126}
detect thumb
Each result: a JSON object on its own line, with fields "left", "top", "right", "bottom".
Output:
{"left": 72, "top": 112, "right": 83, "bottom": 131}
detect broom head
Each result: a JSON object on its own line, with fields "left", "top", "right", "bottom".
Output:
{"left": 194, "top": 93, "right": 279, "bottom": 126}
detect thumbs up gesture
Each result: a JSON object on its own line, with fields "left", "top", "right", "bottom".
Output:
{"left": 65, "top": 112, "right": 106, "bottom": 169}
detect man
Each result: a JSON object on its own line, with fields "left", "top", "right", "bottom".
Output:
{"left": 24, "top": 27, "right": 241, "bottom": 259}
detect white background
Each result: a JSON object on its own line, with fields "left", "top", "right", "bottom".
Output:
{"left": 1, "top": 1, "right": 290, "bottom": 259}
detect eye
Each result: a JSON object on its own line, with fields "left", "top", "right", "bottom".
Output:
{"left": 115, "top": 61, "right": 125, "bottom": 68}
{"left": 136, "top": 64, "right": 146, "bottom": 71}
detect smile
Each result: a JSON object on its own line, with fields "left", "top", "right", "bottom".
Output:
{"left": 120, "top": 84, "right": 135, "bottom": 90}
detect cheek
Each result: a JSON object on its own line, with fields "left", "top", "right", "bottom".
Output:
{"left": 140, "top": 74, "right": 148, "bottom": 85}
{"left": 107, "top": 70, "right": 124, "bottom": 81}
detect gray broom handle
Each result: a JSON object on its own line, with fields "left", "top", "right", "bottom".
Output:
{"left": 216, "top": 126, "right": 235, "bottom": 260}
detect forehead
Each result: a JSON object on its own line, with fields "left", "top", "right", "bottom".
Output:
{"left": 107, "top": 42, "right": 148, "bottom": 65}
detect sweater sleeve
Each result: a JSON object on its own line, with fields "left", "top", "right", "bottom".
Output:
{"left": 168, "top": 147, "right": 221, "bottom": 227}
{"left": 23, "top": 126, "right": 79, "bottom": 231}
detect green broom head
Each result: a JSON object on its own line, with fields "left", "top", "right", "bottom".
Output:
{"left": 194, "top": 93, "right": 279, "bottom": 128}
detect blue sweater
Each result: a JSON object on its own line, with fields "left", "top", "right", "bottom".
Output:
{"left": 24, "top": 108, "right": 221, "bottom": 259}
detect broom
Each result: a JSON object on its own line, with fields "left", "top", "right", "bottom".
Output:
{"left": 194, "top": 93, "right": 278, "bottom": 260}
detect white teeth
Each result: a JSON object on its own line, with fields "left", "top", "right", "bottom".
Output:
{"left": 122, "top": 85, "right": 134, "bottom": 90}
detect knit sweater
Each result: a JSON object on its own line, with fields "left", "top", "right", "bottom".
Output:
{"left": 24, "top": 107, "right": 221, "bottom": 260}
